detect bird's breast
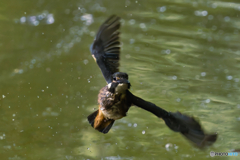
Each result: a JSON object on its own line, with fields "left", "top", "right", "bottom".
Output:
{"left": 98, "top": 86, "right": 131, "bottom": 120}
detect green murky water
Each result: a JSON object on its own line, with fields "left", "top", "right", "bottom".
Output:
{"left": 1, "top": 0, "right": 240, "bottom": 159}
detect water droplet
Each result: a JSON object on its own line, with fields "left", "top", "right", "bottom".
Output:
{"left": 227, "top": 76, "right": 233, "bottom": 80}
{"left": 224, "top": 16, "right": 230, "bottom": 22}
{"left": 139, "top": 23, "right": 146, "bottom": 29}
{"left": 208, "top": 15, "right": 214, "bottom": 20}
{"left": 165, "top": 143, "right": 173, "bottom": 150}
{"left": 202, "top": 11, "right": 208, "bottom": 16}
{"left": 176, "top": 98, "right": 181, "bottom": 102}
{"left": 83, "top": 59, "right": 89, "bottom": 65}
{"left": 20, "top": 16, "right": 26, "bottom": 23}
{"left": 129, "top": 39, "right": 135, "bottom": 44}
{"left": 81, "top": 14, "right": 93, "bottom": 25}
{"left": 201, "top": 72, "right": 206, "bottom": 77}
{"left": 128, "top": 19, "right": 135, "bottom": 25}
{"left": 205, "top": 99, "right": 211, "bottom": 103}
{"left": 157, "top": 6, "right": 166, "bottom": 12}
{"left": 234, "top": 78, "right": 239, "bottom": 82}
{"left": 237, "top": 104, "right": 240, "bottom": 109}
{"left": 211, "top": 3, "right": 217, "bottom": 8}
{"left": 194, "top": 10, "right": 208, "bottom": 16}
{"left": 172, "top": 76, "right": 177, "bottom": 80}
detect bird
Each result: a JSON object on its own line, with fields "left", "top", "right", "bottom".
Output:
{"left": 87, "top": 15, "right": 217, "bottom": 147}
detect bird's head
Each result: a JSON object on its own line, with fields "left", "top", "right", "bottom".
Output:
{"left": 108, "top": 72, "right": 131, "bottom": 94}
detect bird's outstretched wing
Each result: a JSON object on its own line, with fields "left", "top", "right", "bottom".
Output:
{"left": 126, "top": 90, "right": 217, "bottom": 148}
{"left": 90, "top": 15, "right": 121, "bottom": 84}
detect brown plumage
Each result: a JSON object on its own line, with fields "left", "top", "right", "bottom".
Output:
{"left": 88, "top": 109, "right": 114, "bottom": 133}
{"left": 88, "top": 15, "right": 217, "bottom": 148}
{"left": 88, "top": 72, "right": 131, "bottom": 133}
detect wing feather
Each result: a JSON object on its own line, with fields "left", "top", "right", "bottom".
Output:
{"left": 90, "top": 15, "right": 121, "bottom": 83}
{"left": 126, "top": 90, "right": 217, "bottom": 148}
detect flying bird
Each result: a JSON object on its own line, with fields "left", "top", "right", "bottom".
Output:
{"left": 87, "top": 15, "right": 217, "bottom": 147}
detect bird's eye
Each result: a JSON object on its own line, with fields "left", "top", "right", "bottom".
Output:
{"left": 113, "top": 77, "right": 116, "bottom": 81}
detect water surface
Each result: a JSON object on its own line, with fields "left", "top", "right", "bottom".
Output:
{"left": 1, "top": 0, "right": 240, "bottom": 159}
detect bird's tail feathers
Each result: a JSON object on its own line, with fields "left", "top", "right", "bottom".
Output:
{"left": 87, "top": 109, "right": 115, "bottom": 134}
